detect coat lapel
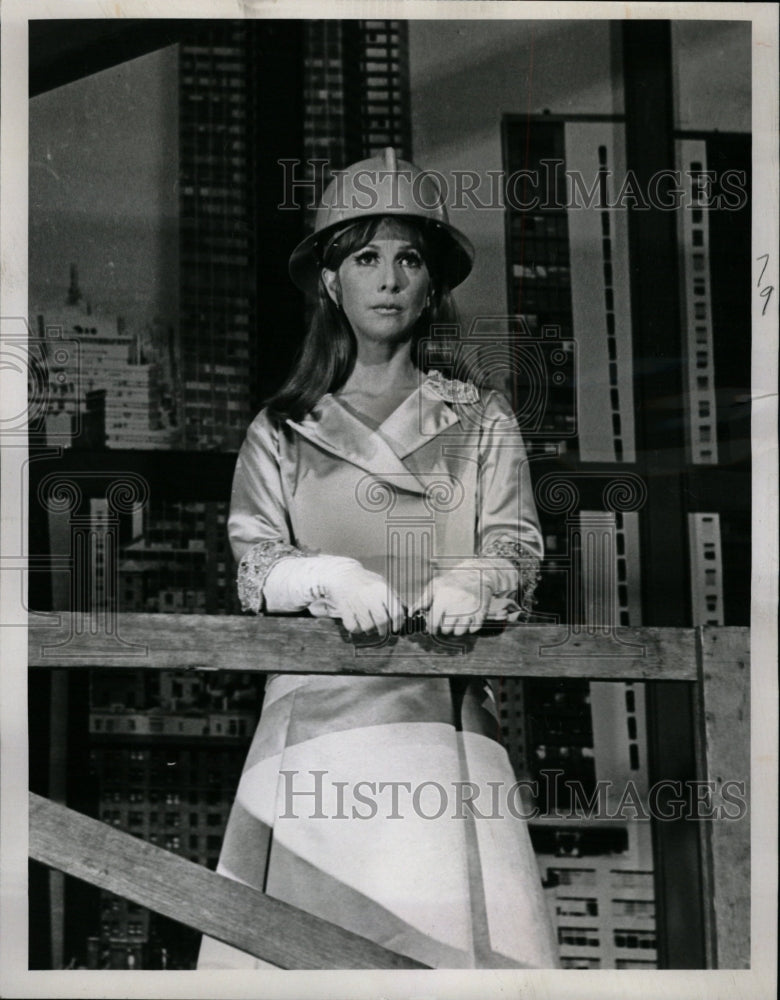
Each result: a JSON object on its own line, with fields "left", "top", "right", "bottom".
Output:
{"left": 380, "top": 379, "right": 464, "bottom": 458}
{"left": 287, "top": 395, "right": 426, "bottom": 491}
{"left": 285, "top": 374, "right": 476, "bottom": 495}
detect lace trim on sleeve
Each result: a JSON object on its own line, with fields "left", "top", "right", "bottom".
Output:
{"left": 422, "top": 369, "right": 480, "bottom": 404}
{"left": 481, "top": 538, "right": 542, "bottom": 619}
{"left": 236, "top": 540, "right": 307, "bottom": 614}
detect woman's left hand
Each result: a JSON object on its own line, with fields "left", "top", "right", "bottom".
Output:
{"left": 409, "top": 568, "right": 492, "bottom": 636}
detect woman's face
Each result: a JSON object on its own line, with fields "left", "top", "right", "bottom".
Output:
{"left": 321, "top": 221, "right": 430, "bottom": 346}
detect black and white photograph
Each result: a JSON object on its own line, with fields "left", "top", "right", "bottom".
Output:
{"left": 0, "top": 1, "right": 777, "bottom": 997}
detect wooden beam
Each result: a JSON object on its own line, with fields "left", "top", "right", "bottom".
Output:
{"left": 694, "top": 627, "right": 751, "bottom": 969}
{"left": 26, "top": 613, "right": 719, "bottom": 681}
{"left": 29, "top": 793, "right": 426, "bottom": 970}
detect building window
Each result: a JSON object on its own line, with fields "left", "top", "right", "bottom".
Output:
{"left": 556, "top": 897, "right": 599, "bottom": 917}
{"left": 558, "top": 927, "right": 600, "bottom": 948}
{"left": 612, "top": 899, "right": 656, "bottom": 919}
{"left": 561, "top": 957, "right": 601, "bottom": 968}
{"left": 548, "top": 867, "right": 597, "bottom": 888}
{"left": 614, "top": 929, "right": 657, "bottom": 950}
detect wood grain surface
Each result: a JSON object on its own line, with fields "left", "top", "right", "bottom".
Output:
{"left": 29, "top": 793, "right": 427, "bottom": 970}
{"left": 24, "top": 612, "right": 733, "bottom": 681}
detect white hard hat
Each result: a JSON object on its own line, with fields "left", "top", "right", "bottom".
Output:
{"left": 288, "top": 147, "right": 474, "bottom": 296}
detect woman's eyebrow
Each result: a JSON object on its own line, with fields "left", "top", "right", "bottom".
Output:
{"left": 355, "top": 241, "right": 419, "bottom": 251}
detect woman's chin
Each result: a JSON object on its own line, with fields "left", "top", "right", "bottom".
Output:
{"left": 352, "top": 320, "right": 416, "bottom": 345}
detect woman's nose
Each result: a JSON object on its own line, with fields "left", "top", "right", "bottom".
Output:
{"left": 378, "top": 261, "right": 402, "bottom": 292}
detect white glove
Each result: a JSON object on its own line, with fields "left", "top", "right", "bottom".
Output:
{"left": 409, "top": 558, "right": 519, "bottom": 636}
{"left": 264, "top": 554, "right": 405, "bottom": 634}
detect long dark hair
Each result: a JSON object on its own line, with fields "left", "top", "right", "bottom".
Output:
{"left": 266, "top": 216, "right": 461, "bottom": 422}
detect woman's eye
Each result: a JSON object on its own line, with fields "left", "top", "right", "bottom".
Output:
{"left": 353, "top": 251, "right": 378, "bottom": 265}
{"left": 400, "top": 252, "right": 423, "bottom": 268}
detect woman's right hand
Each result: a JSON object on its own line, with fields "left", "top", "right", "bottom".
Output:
{"left": 309, "top": 557, "right": 406, "bottom": 634}
{"left": 263, "top": 554, "right": 405, "bottom": 634}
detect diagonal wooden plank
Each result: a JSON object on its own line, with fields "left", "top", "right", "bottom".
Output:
{"left": 27, "top": 612, "right": 705, "bottom": 681}
{"left": 29, "top": 793, "right": 427, "bottom": 970}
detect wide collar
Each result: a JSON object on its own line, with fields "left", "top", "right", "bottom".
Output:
{"left": 285, "top": 372, "right": 479, "bottom": 494}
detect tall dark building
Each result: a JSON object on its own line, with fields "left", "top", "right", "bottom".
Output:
{"left": 302, "top": 19, "right": 412, "bottom": 213}
{"left": 177, "top": 22, "right": 257, "bottom": 451}
{"left": 358, "top": 20, "right": 412, "bottom": 157}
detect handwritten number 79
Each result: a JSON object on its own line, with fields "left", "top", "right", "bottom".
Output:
{"left": 756, "top": 254, "right": 774, "bottom": 317}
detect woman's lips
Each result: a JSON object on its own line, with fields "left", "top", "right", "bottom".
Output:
{"left": 372, "top": 304, "right": 403, "bottom": 313}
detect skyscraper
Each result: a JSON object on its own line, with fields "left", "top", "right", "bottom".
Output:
{"left": 302, "top": 19, "right": 412, "bottom": 214}
{"left": 358, "top": 21, "right": 411, "bottom": 157}
{"left": 177, "top": 22, "right": 257, "bottom": 451}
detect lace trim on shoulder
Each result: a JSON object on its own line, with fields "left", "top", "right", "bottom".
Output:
{"left": 423, "top": 369, "right": 480, "bottom": 404}
{"left": 236, "top": 540, "right": 307, "bottom": 614}
{"left": 481, "top": 538, "right": 542, "bottom": 620}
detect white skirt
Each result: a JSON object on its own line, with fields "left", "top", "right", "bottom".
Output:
{"left": 198, "top": 673, "right": 559, "bottom": 969}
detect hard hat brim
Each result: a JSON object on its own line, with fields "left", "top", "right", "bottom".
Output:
{"left": 288, "top": 213, "right": 475, "bottom": 298}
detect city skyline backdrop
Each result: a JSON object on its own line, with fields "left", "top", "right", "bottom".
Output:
{"left": 26, "top": 15, "right": 751, "bottom": 973}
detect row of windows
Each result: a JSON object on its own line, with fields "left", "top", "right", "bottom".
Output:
{"left": 145, "top": 833, "right": 221, "bottom": 852}
{"left": 95, "top": 751, "right": 242, "bottom": 772}
{"left": 555, "top": 896, "right": 656, "bottom": 919}
{"left": 103, "top": 810, "right": 226, "bottom": 827}
{"left": 558, "top": 927, "right": 599, "bottom": 947}
{"left": 104, "top": 789, "right": 232, "bottom": 806}
{"left": 181, "top": 75, "right": 245, "bottom": 89}
{"left": 97, "top": 770, "right": 237, "bottom": 787}
{"left": 550, "top": 868, "right": 652, "bottom": 890}
{"left": 178, "top": 121, "right": 244, "bottom": 137}
{"left": 94, "top": 713, "right": 247, "bottom": 734}
{"left": 558, "top": 928, "right": 656, "bottom": 950}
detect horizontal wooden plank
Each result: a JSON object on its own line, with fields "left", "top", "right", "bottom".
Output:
{"left": 29, "top": 793, "right": 426, "bottom": 970}
{"left": 23, "top": 613, "right": 724, "bottom": 681}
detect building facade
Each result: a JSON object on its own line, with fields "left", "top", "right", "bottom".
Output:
{"left": 177, "top": 22, "right": 257, "bottom": 451}
{"left": 86, "top": 669, "right": 261, "bottom": 968}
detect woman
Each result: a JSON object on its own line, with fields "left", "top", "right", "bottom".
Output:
{"left": 198, "top": 149, "right": 559, "bottom": 970}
